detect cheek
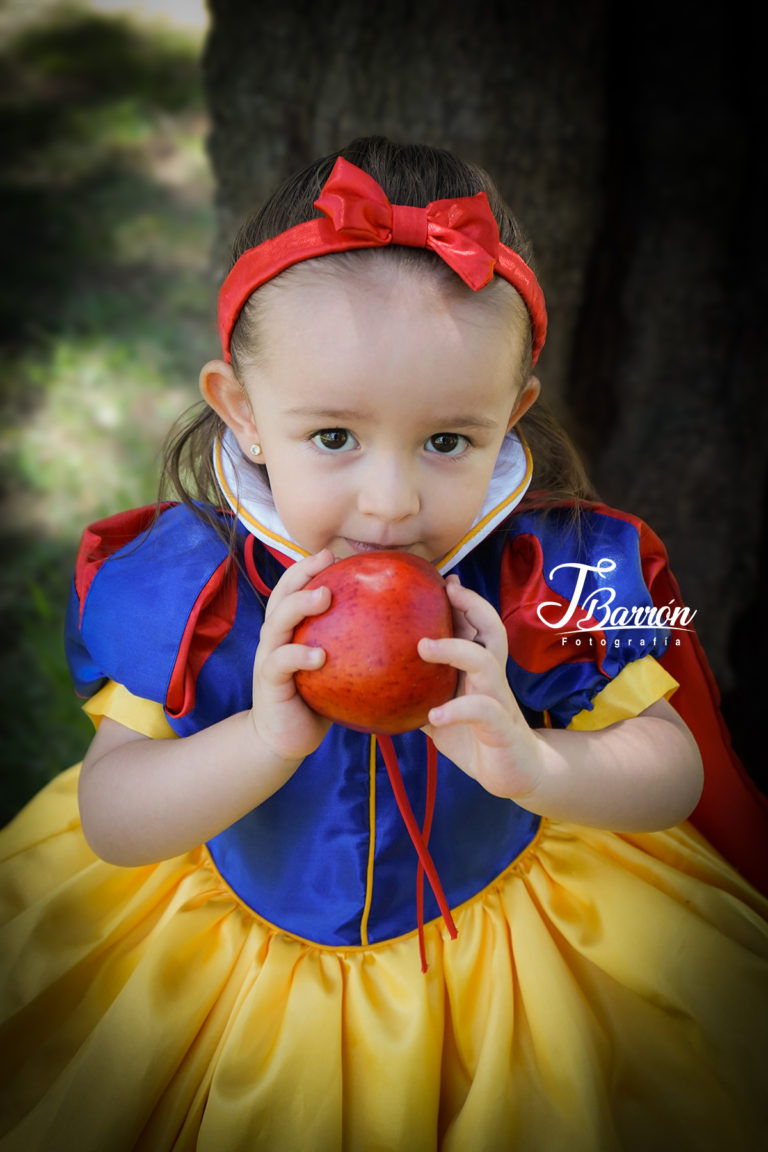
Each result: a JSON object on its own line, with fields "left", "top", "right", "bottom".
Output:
{"left": 442, "top": 458, "right": 500, "bottom": 525}
{"left": 437, "top": 457, "right": 496, "bottom": 510}
{"left": 268, "top": 468, "right": 338, "bottom": 537}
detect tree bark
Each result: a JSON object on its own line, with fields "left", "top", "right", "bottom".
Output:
{"left": 204, "top": 0, "right": 767, "bottom": 779}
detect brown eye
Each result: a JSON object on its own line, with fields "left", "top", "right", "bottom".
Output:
{"left": 426, "top": 433, "right": 468, "bottom": 455}
{"left": 312, "top": 429, "right": 357, "bottom": 452}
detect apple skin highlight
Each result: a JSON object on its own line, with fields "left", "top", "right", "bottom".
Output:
{"left": 293, "top": 551, "right": 458, "bottom": 734}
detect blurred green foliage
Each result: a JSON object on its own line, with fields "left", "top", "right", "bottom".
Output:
{"left": 0, "top": 1, "right": 216, "bottom": 823}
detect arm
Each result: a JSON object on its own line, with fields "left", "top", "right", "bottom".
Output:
{"left": 418, "top": 578, "right": 703, "bottom": 832}
{"left": 79, "top": 550, "right": 336, "bottom": 865}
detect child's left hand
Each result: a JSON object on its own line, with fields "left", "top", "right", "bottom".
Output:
{"left": 417, "top": 576, "right": 544, "bottom": 800}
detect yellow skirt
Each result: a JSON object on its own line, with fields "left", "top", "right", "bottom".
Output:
{"left": 1, "top": 765, "right": 767, "bottom": 1152}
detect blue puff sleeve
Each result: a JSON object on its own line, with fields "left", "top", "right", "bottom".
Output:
{"left": 498, "top": 504, "right": 681, "bottom": 728}
{"left": 65, "top": 504, "right": 261, "bottom": 735}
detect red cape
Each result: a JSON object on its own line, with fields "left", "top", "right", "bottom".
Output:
{"left": 633, "top": 512, "right": 767, "bottom": 893}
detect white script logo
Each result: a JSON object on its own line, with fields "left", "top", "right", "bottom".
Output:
{"left": 536, "top": 559, "right": 697, "bottom": 634}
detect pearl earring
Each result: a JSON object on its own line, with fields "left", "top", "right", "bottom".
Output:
{"left": 249, "top": 444, "right": 262, "bottom": 458}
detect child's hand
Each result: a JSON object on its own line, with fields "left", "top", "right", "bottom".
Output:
{"left": 419, "top": 578, "right": 704, "bottom": 830}
{"left": 249, "top": 550, "right": 336, "bottom": 764}
{"left": 417, "top": 576, "right": 544, "bottom": 799}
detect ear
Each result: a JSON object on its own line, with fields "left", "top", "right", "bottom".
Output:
{"left": 506, "top": 375, "right": 541, "bottom": 431}
{"left": 199, "top": 360, "right": 263, "bottom": 461}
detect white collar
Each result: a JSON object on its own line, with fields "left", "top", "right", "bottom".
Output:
{"left": 214, "top": 426, "right": 532, "bottom": 574}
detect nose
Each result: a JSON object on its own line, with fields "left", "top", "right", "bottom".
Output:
{"left": 356, "top": 453, "right": 420, "bottom": 523}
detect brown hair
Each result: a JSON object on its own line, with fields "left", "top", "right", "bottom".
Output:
{"left": 160, "top": 135, "right": 595, "bottom": 546}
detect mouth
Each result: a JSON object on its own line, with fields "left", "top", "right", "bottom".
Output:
{"left": 343, "top": 538, "right": 414, "bottom": 554}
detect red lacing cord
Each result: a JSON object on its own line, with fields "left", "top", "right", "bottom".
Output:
{"left": 417, "top": 735, "right": 440, "bottom": 971}
{"left": 377, "top": 733, "right": 457, "bottom": 971}
{"left": 244, "top": 533, "right": 275, "bottom": 596}
{"left": 244, "top": 535, "right": 456, "bottom": 970}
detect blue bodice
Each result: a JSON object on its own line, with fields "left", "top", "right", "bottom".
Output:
{"left": 66, "top": 502, "right": 672, "bottom": 945}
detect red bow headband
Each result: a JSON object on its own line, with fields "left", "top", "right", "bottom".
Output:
{"left": 218, "top": 157, "right": 547, "bottom": 364}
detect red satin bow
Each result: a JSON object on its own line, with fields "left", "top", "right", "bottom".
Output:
{"left": 314, "top": 157, "right": 500, "bottom": 291}
{"left": 218, "top": 157, "right": 547, "bottom": 363}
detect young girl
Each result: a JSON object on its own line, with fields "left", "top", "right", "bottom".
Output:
{"left": 1, "top": 136, "right": 767, "bottom": 1152}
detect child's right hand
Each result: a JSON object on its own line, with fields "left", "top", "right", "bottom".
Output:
{"left": 249, "top": 549, "right": 336, "bottom": 764}
{"left": 79, "top": 549, "right": 338, "bottom": 866}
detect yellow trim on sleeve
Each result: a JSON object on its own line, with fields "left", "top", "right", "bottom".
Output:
{"left": 567, "top": 655, "right": 678, "bottom": 732}
{"left": 82, "top": 681, "right": 178, "bottom": 740}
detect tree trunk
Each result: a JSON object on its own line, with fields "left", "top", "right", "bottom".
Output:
{"left": 204, "top": 0, "right": 767, "bottom": 781}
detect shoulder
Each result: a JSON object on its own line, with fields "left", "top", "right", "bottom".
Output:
{"left": 72, "top": 502, "right": 236, "bottom": 649}
{"left": 73, "top": 502, "right": 231, "bottom": 599}
{"left": 498, "top": 502, "right": 676, "bottom": 725}
{"left": 501, "top": 501, "right": 669, "bottom": 609}
{"left": 66, "top": 503, "right": 251, "bottom": 716}
{"left": 505, "top": 500, "right": 667, "bottom": 560}
{"left": 454, "top": 501, "right": 669, "bottom": 614}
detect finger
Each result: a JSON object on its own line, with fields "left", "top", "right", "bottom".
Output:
{"left": 427, "top": 693, "right": 513, "bottom": 745}
{"left": 418, "top": 635, "right": 506, "bottom": 699}
{"left": 416, "top": 635, "right": 502, "bottom": 677}
{"left": 265, "top": 549, "right": 336, "bottom": 614}
{"left": 444, "top": 580, "right": 508, "bottom": 662}
{"left": 443, "top": 573, "right": 477, "bottom": 642}
{"left": 265, "top": 642, "right": 327, "bottom": 686}
{"left": 261, "top": 583, "right": 332, "bottom": 649}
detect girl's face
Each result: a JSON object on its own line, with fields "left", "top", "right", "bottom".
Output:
{"left": 205, "top": 263, "right": 538, "bottom": 565}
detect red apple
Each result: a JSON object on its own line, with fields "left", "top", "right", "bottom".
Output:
{"left": 293, "top": 551, "right": 457, "bottom": 734}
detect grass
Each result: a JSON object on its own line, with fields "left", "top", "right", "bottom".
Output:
{"left": 0, "top": 1, "right": 216, "bottom": 824}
